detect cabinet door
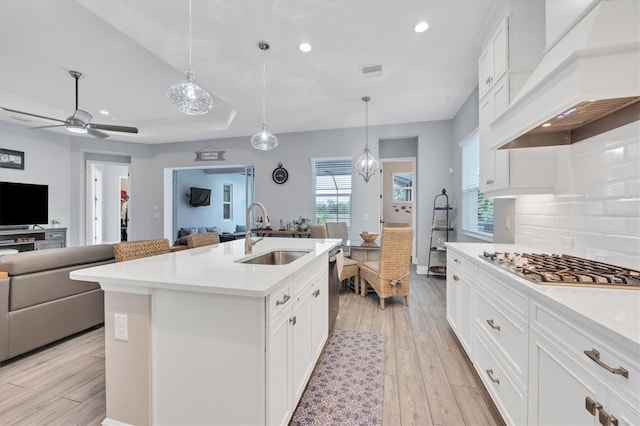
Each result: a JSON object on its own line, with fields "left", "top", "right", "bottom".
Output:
{"left": 456, "top": 271, "right": 473, "bottom": 355}
{"left": 311, "top": 276, "right": 328, "bottom": 360}
{"left": 445, "top": 261, "right": 458, "bottom": 331}
{"left": 479, "top": 44, "right": 493, "bottom": 100}
{"left": 606, "top": 391, "right": 640, "bottom": 426}
{"left": 292, "top": 289, "right": 313, "bottom": 402}
{"left": 529, "top": 330, "right": 602, "bottom": 425}
{"left": 491, "top": 17, "right": 508, "bottom": 85}
{"left": 480, "top": 77, "right": 510, "bottom": 193}
{"left": 267, "top": 312, "right": 292, "bottom": 426}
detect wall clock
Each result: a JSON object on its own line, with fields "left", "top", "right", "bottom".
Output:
{"left": 272, "top": 163, "right": 289, "bottom": 184}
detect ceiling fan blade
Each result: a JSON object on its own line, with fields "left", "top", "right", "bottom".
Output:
{"left": 1, "top": 107, "right": 65, "bottom": 123}
{"left": 90, "top": 123, "right": 139, "bottom": 134}
{"left": 87, "top": 128, "right": 110, "bottom": 139}
{"left": 31, "top": 124, "right": 65, "bottom": 130}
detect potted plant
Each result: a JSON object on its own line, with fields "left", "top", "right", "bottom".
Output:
{"left": 50, "top": 219, "right": 61, "bottom": 228}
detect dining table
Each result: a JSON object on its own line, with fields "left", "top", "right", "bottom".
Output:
{"left": 341, "top": 239, "right": 381, "bottom": 263}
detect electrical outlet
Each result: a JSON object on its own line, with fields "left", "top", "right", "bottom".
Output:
{"left": 364, "top": 213, "right": 368, "bottom": 220}
{"left": 114, "top": 313, "right": 128, "bottom": 341}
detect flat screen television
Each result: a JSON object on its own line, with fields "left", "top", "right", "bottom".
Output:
{"left": 189, "top": 187, "right": 211, "bottom": 207}
{"left": 0, "top": 181, "right": 49, "bottom": 226}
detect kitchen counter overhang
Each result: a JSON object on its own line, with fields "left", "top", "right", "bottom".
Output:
{"left": 71, "top": 237, "right": 341, "bottom": 297}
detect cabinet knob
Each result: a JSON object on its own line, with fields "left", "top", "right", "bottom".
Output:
{"left": 313, "top": 289, "right": 320, "bottom": 297}
{"left": 453, "top": 258, "right": 461, "bottom": 264}
{"left": 598, "top": 406, "right": 618, "bottom": 426}
{"left": 289, "top": 316, "right": 297, "bottom": 326}
{"left": 453, "top": 275, "right": 459, "bottom": 282}
{"left": 585, "top": 397, "right": 601, "bottom": 416}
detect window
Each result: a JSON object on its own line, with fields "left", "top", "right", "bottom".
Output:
{"left": 312, "top": 159, "right": 352, "bottom": 226}
{"left": 223, "top": 184, "right": 232, "bottom": 220}
{"left": 393, "top": 172, "right": 413, "bottom": 202}
{"left": 461, "top": 132, "right": 493, "bottom": 238}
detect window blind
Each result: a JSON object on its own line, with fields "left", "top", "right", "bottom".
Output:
{"left": 461, "top": 132, "right": 494, "bottom": 236}
{"left": 312, "top": 159, "right": 352, "bottom": 226}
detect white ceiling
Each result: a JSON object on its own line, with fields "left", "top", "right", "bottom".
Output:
{"left": 0, "top": 0, "right": 504, "bottom": 144}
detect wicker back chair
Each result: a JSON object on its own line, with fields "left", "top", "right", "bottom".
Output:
{"left": 186, "top": 232, "right": 220, "bottom": 248}
{"left": 114, "top": 239, "right": 171, "bottom": 263}
{"left": 340, "top": 257, "right": 360, "bottom": 294}
{"left": 359, "top": 227, "right": 413, "bottom": 309}
{"left": 309, "top": 224, "right": 328, "bottom": 239}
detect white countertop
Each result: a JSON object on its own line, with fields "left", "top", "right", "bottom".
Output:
{"left": 447, "top": 242, "right": 640, "bottom": 353}
{"left": 71, "top": 238, "right": 341, "bottom": 298}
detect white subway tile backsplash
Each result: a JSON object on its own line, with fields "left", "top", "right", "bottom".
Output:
{"left": 514, "top": 121, "right": 640, "bottom": 270}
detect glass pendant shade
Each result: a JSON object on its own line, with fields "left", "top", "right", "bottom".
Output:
{"left": 251, "top": 41, "right": 277, "bottom": 150}
{"left": 353, "top": 96, "right": 379, "bottom": 183}
{"left": 251, "top": 122, "right": 278, "bottom": 150}
{"left": 166, "top": 0, "right": 213, "bottom": 115}
{"left": 167, "top": 68, "right": 213, "bottom": 115}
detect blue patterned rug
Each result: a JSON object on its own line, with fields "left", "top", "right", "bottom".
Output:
{"left": 290, "top": 329, "right": 385, "bottom": 426}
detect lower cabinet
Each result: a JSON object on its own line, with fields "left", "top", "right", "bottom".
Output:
{"left": 267, "top": 256, "right": 329, "bottom": 425}
{"left": 445, "top": 251, "right": 639, "bottom": 425}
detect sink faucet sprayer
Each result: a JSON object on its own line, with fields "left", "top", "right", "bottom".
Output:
{"left": 245, "top": 202, "right": 268, "bottom": 254}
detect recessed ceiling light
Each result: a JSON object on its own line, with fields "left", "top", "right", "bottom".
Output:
{"left": 541, "top": 123, "right": 552, "bottom": 128}
{"left": 414, "top": 22, "right": 429, "bottom": 33}
{"left": 299, "top": 42, "right": 312, "bottom": 52}
{"left": 99, "top": 110, "right": 110, "bottom": 115}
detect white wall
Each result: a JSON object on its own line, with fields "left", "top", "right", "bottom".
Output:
{"left": 514, "top": 121, "right": 640, "bottom": 270}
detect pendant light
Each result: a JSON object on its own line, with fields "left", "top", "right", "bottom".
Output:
{"left": 251, "top": 41, "right": 278, "bottom": 150}
{"left": 166, "top": 0, "right": 213, "bottom": 115}
{"left": 354, "top": 96, "right": 379, "bottom": 183}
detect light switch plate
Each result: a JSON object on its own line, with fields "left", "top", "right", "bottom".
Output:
{"left": 114, "top": 313, "right": 128, "bottom": 341}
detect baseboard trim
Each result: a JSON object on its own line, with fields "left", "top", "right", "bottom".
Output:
{"left": 102, "top": 418, "right": 132, "bottom": 426}
{"left": 416, "top": 265, "right": 429, "bottom": 275}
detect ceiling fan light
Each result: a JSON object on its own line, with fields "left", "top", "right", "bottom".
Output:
{"left": 67, "top": 124, "right": 88, "bottom": 134}
{"left": 251, "top": 122, "right": 278, "bottom": 150}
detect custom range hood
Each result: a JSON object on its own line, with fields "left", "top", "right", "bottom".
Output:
{"left": 491, "top": 0, "right": 640, "bottom": 150}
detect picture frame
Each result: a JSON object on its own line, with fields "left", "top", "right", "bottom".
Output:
{"left": 0, "top": 148, "right": 24, "bottom": 170}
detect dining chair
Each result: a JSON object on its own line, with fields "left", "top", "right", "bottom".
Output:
{"left": 326, "top": 221, "right": 351, "bottom": 256}
{"left": 358, "top": 227, "right": 413, "bottom": 309}
{"left": 309, "top": 224, "right": 328, "bottom": 238}
{"left": 186, "top": 232, "right": 220, "bottom": 248}
{"left": 114, "top": 238, "right": 171, "bottom": 262}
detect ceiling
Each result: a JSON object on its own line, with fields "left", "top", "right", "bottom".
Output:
{"left": 0, "top": 0, "right": 504, "bottom": 144}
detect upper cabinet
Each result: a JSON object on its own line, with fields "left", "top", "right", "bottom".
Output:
{"left": 478, "top": 1, "right": 557, "bottom": 197}
{"left": 479, "top": 16, "right": 509, "bottom": 100}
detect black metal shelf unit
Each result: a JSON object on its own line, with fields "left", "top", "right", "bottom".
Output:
{"left": 427, "top": 188, "right": 453, "bottom": 276}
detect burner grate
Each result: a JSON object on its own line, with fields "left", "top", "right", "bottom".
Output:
{"left": 482, "top": 252, "right": 640, "bottom": 289}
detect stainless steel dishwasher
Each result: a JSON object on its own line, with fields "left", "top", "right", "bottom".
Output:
{"left": 328, "top": 247, "right": 341, "bottom": 332}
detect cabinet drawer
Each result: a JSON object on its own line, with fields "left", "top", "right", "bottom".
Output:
{"left": 531, "top": 300, "right": 640, "bottom": 405}
{"left": 292, "top": 256, "right": 325, "bottom": 293}
{"left": 474, "top": 326, "right": 528, "bottom": 426}
{"left": 267, "top": 279, "right": 292, "bottom": 324}
{"left": 475, "top": 289, "right": 528, "bottom": 388}
{"left": 45, "top": 231, "right": 65, "bottom": 240}
{"left": 448, "top": 251, "right": 473, "bottom": 279}
{"left": 475, "top": 265, "right": 528, "bottom": 318}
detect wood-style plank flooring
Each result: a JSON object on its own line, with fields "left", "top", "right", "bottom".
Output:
{"left": 0, "top": 267, "right": 503, "bottom": 425}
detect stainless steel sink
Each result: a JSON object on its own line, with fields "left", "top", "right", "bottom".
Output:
{"left": 238, "top": 250, "right": 311, "bottom": 265}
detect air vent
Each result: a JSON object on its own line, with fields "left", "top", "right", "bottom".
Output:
{"left": 360, "top": 64, "right": 383, "bottom": 78}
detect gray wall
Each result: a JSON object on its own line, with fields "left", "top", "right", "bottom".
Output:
{"left": 380, "top": 137, "right": 418, "bottom": 159}
{"left": 0, "top": 116, "right": 452, "bottom": 268}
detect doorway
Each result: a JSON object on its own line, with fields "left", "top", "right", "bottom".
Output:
{"left": 85, "top": 156, "right": 131, "bottom": 245}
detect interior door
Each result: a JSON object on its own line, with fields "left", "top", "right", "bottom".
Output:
{"left": 381, "top": 159, "right": 416, "bottom": 259}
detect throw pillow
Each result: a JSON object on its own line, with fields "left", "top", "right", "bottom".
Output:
{"left": 235, "top": 225, "right": 246, "bottom": 233}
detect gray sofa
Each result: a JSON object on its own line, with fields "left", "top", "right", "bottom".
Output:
{"left": 0, "top": 244, "right": 115, "bottom": 363}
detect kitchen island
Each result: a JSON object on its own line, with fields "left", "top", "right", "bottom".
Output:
{"left": 71, "top": 237, "right": 340, "bottom": 426}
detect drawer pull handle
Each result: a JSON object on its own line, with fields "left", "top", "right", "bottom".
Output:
{"left": 453, "top": 275, "right": 459, "bottom": 282}
{"left": 276, "top": 294, "right": 291, "bottom": 306}
{"left": 584, "top": 349, "right": 629, "bottom": 379}
{"left": 598, "top": 406, "right": 618, "bottom": 426}
{"left": 486, "top": 319, "right": 501, "bottom": 331}
{"left": 289, "top": 316, "right": 297, "bottom": 326}
{"left": 453, "top": 258, "right": 461, "bottom": 264}
{"left": 485, "top": 369, "right": 500, "bottom": 384}
{"left": 313, "top": 289, "right": 320, "bottom": 297}
{"left": 585, "top": 397, "right": 601, "bottom": 416}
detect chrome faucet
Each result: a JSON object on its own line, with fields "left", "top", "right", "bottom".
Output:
{"left": 245, "top": 202, "right": 268, "bottom": 254}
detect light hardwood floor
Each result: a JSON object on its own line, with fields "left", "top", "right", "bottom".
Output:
{"left": 0, "top": 267, "right": 503, "bottom": 425}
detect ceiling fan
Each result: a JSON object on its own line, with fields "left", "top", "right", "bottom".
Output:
{"left": 1, "top": 70, "right": 138, "bottom": 139}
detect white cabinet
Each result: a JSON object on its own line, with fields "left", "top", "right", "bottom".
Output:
{"left": 479, "top": 75, "right": 510, "bottom": 194}
{"left": 267, "top": 256, "right": 329, "bottom": 425}
{"left": 529, "top": 299, "right": 640, "bottom": 426}
{"left": 446, "top": 249, "right": 474, "bottom": 355}
{"left": 479, "top": 15, "right": 508, "bottom": 100}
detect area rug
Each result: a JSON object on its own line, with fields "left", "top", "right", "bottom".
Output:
{"left": 290, "top": 329, "right": 385, "bottom": 426}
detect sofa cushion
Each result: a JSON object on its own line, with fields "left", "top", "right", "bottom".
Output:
{"left": 177, "top": 227, "right": 199, "bottom": 238}
{"left": 10, "top": 261, "right": 111, "bottom": 311}
{"left": 235, "top": 225, "right": 246, "bottom": 232}
{"left": 0, "top": 244, "right": 115, "bottom": 276}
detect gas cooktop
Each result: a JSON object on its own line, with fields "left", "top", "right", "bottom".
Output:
{"left": 481, "top": 252, "right": 640, "bottom": 290}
